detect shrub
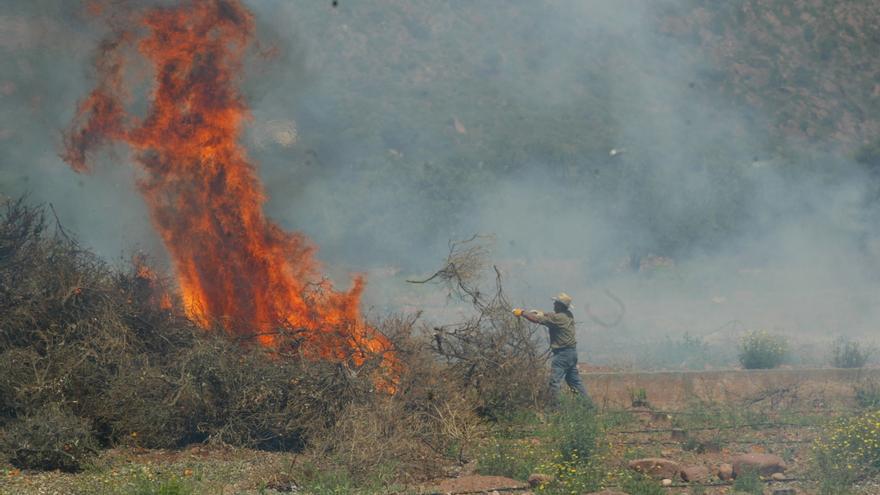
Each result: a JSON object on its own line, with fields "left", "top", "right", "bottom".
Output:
{"left": 812, "top": 409, "right": 880, "bottom": 488}
{"left": 643, "top": 332, "right": 714, "bottom": 370}
{"left": 738, "top": 330, "right": 788, "bottom": 369}
{"left": 620, "top": 474, "right": 665, "bottom": 495}
{"left": 732, "top": 468, "right": 763, "bottom": 494}
{"left": 831, "top": 337, "right": 872, "bottom": 369}
{"left": 854, "top": 380, "right": 880, "bottom": 409}
{"left": 550, "top": 396, "right": 600, "bottom": 463}
{"left": 0, "top": 404, "right": 98, "bottom": 472}
{"left": 476, "top": 438, "right": 541, "bottom": 480}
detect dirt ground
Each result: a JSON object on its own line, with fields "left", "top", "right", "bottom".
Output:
{"left": 1, "top": 368, "right": 876, "bottom": 495}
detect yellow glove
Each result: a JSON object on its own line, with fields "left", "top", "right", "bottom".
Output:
{"left": 512, "top": 308, "right": 524, "bottom": 317}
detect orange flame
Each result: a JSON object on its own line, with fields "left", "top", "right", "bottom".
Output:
{"left": 63, "top": 0, "right": 395, "bottom": 376}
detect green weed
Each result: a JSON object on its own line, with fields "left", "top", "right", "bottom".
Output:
{"left": 732, "top": 468, "right": 763, "bottom": 495}
{"left": 739, "top": 330, "right": 788, "bottom": 369}
{"left": 831, "top": 337, "right": 872, "bottom": 369}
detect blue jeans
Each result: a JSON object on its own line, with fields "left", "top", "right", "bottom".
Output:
{"left": 549, "top": 347, "right": 591, "bottom": 404}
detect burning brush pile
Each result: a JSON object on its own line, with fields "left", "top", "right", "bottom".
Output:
{"left": 0, "top": 199, "right": 547, "bottom": 479}
{"left": 0, "top": 198, "right": 387, "bottom": 468}
{"left": 0, "top": 0, "right": 549, "bottom": 481}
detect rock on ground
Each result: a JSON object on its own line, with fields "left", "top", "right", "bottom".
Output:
{"left": 527, "top": 473, "right": 553, "bottom": 488}
{"left": 731, "top": 453, "right": 787, "bottom": 476}
{"left": 680, "top": 464, "right": 710, "bottom": 482}
{"left": 627, "top": 458, "right": 681, "bottom": 479}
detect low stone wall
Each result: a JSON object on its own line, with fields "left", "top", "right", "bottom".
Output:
{"left": 579, "top": 367, "right": 880, "bottom": 410}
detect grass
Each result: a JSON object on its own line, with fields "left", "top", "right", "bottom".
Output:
{"left": 3, "top": 398, "right": 873, "bottom": 494}
{"left": 475, "top": 396, "right": 625, "bottom": 494}
{"left": 0, "top": 447, "right": 296, "bottom": 495}
{"left": 620, "top": 474, "right": 665, "bottom": 495}
{"left": 732, "top": 468, "right": 763, "bottom": 495}
{"left": 128, "top": 472, "right": 195, "bottom": 495}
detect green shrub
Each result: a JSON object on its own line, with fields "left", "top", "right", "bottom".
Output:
{"left": 288, "top": 459, "right": 403, "bottom": 495}
{"left": 0, "top": 404, "right": 98, "bottom": 472}
{"left": 732, "top": 468, "right": 763, "bottom": 494}
{"left": 831, "top": 337, "right": 872, "bottom": 369}
{"left": 620, "top": 474, "right": 664, "bottom": 495}
{"left": 854, "top": 380, "right": 880, "bottom": 409}
{"left": 738, "top": 330, "right": 788, "bottom": 369}
{"left": 643, "top": 332, "right": 714, "bottom": 370}
{"left": 475, "top": 397, "right": 604, "bottom": 487}
{"left": 550, "top": 396, "right": 600, "bottom": 463}
{"left": 476, "top": 438, "right": 540, "bottom": 480}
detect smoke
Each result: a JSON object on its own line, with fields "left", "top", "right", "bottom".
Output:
{"left": 2, "top": 1, "right": 878, "bottom": 365}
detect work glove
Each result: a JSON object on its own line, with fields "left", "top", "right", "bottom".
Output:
{"left": 512, "top": 308, "right": 524, "bottom": 317}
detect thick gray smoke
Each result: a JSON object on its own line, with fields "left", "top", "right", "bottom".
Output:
{"left": 1, "top": 1, "right": 877, "bottom": 366}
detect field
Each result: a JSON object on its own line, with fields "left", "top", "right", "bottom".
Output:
{"left": 2, "top": 368, "right": 878, "bottom": 495}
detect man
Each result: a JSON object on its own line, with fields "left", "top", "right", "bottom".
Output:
{"left": 513, "top": 292, "right": 592, "bottom": 405}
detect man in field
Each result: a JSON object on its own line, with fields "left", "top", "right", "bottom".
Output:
{"left": 513, "top": 292, "right": 592, "bottom": 406}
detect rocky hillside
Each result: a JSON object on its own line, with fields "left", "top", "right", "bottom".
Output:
{"left": 667, "top": 0, "right": 880, "bottom": 150}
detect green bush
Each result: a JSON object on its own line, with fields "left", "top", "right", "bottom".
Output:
{"left": 854, "top": 380, "right": 880, "bottom": 409}
{"left": 642, "top": 332, "right": 715, "bottom": 370}
{"left": 732, "top": 468, "right": 763, "bottom": 494}
{"left": 550, "top": 396, "right": 600, "bottom": 463}
{"left": 620, "top": 474, "right": 665, "bottom": 495}
{"left": 476, "top": 438, "right": 540, "bottom": 480}
{"left": 476, "top": 398, "right": 606, "bottom": 490}
{"left": 738, "top": 330, "right": 788, "bottom": 369}
{"left": 831, "top": 337, "right": 872, "bottom": 369}
{"left": 0, "top": 404, "right": 98, "bottom": 472}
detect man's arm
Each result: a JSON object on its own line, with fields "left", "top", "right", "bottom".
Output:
{"left": 513, "top": 308, "right": 547, "bottom": 325}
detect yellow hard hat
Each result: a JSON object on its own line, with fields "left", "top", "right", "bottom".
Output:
{"left": 552, "top": 292, "right": 572, "bottom": 308}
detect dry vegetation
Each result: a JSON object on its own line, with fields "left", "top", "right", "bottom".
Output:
{"left": 0, "top": 199, "right": 548, "bottom": 490}
{"left": 4, "top": 198, "right": 879, "bottom": 495}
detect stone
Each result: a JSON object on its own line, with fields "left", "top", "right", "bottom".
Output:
{"left": 680, "top": 465, "right": 710, "bottom": 482}
{"left": 661, "top": 478, "right": 673, "bottom": 486}
{"left": 627, "top": 458, "right": 681, "bottom": 479}
{"left": 731, "top": 453, "right": 787, "bottom": 477}
{"left": 717, "top": 463, "right": 734, "bottom": 481}
{"left": 771, "top": 472, "right": 786, "bottom": 481}
{"left": 527, "top": 473, "right": 553, "bottom": 488}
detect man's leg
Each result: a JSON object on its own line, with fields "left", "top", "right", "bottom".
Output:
{"left": 564, "top": 349, "right": 593, "bottom": 405}
{"left": 548, "top": 351, "right": 567, "bottom": 406}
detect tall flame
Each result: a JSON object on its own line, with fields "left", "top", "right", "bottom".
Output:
{"left": 64, "top": 0, "right": 393, "bottom": 369}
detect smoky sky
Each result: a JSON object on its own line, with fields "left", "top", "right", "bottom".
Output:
{"left": 1, "top": 1, "right": 878, "bottom": 362}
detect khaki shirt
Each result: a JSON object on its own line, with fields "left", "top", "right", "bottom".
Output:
{"left": 534, "top": 310, "right": 577, "bottom": 350}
